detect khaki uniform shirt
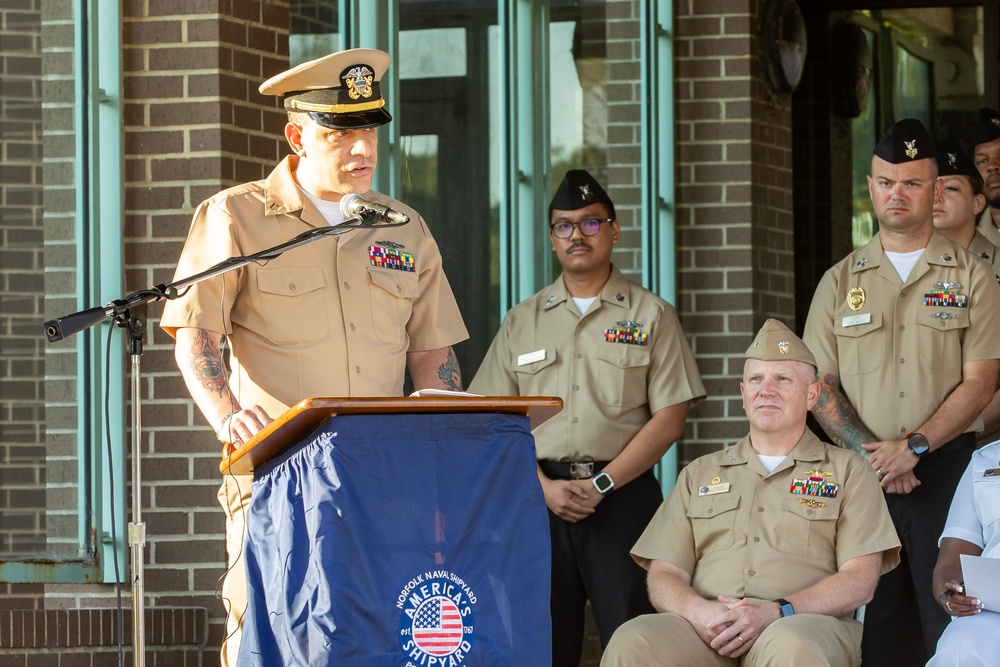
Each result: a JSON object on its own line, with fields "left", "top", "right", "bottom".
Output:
{"left": 469, "top": 266, "right": 705, "bottom": 461}
{"left": 803, "top": 231, "right": 1000, "bottom": 442}
{"left": 632, "top": 430, "right": 900, "bottom": 616}
{"left": 976, "top": 215, "right": 1000, "bottom": 246}
{"left": 161, "top": 155, "right": 468, "bottom": 417}
{"left": 968, "top": 231, "right": 1000, "bottom": 282}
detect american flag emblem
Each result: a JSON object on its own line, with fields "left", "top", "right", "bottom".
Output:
{"left": 412, "top": 596, "right": 464, "bottom": 656}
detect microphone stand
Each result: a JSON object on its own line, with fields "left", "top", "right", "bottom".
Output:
{"left": 43, "top": 211, "right": 404, "bottom": 666}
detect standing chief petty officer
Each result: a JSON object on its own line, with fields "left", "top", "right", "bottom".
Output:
{"left": 802, "top": 118, "right": 1000, "bottom": 665}
{"left": 160, "top": 48, "right": 468, "bottom": 666}
{"left": 470, "top": 169, "right": 706, "bottom": 666}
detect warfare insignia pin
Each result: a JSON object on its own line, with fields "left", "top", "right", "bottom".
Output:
{"left": 905, "top": 140, "right": 918, "bottom": 159}
{"left": 932, "top": 282, "right": 961, "bottom": 290}
{"left": 617, "top": 320, "right": 643, "bottom": 329}
{"left": 847, "top": 287, "right": 865, "bottom": 311}
{"left": 798, "top": 498, "right": 827, "bottom": 509}
{"left": 376, "top": 240, "right": 405, "bottom": 249}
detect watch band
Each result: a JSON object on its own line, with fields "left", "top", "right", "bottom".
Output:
{"left": 774, "top": 598, "right": 795, "bottom": 617}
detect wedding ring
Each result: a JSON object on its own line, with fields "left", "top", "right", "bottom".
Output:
{"left": 946, "top": 601, "right": 953, "bottom": 612}
{"left": 876, "top": 467, "right": 884, "bottom": 477}
{"left": 738, "top": 635, "right": 744, "bottom": 644}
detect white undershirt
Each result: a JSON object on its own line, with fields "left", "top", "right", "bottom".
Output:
{"left": 885, "top": 248, "right": 925, "bottom": 283}
{"left": 299, "top": 187, "right": 347, "bottom": 226}
{"left": 757, "top": 453, "right": 786, "bottom": 473}
{"left": 572, "top": 296, "right": 598, "bottom": 315}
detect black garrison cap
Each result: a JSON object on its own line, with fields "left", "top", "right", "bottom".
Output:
{"left": 873, "top": 118, "right": 935, "bottom": 163}
{"left": 934, "top": 139, "right": 980, "bottom": 180}
{"left": 549, "top": 170, "right": 616, "bottom": 219}
{"left": 972, "top": 107, "right": 1000, "bottom": 148}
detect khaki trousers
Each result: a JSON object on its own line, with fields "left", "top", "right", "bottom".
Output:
{"left": 601, "top": 612, "right": 862, "bottom": 667}
{"left": 218, "top": 474, "right": 253, "bottom": 667}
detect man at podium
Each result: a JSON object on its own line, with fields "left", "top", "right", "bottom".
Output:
{"left": 471, "top": 169, "right": 706, "bottom": 666}
{"left": 160, "top": 48, "right": 468, "bottom": 666}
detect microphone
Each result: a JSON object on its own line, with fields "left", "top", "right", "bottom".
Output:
{"left": 339, "top": 193, "right": 410, "bottom": 225}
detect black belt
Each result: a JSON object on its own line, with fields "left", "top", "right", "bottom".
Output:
{"left": 538, "top": 460, "right": 610, "bottom": 480}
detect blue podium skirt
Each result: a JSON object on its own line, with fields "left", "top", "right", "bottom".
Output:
{"left": 238, "top": 412, "right": 552, "bottom": 666}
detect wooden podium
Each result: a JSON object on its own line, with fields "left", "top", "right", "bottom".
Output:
{"left": 232, "top": 395, "right": 563, "bottom": 665}
{"left": 220, "top": 395, "right": 563, "bottom": 475}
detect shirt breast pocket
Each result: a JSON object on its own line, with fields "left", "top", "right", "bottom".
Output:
{"left": 256, "top": 267, "right": 329, "bottom": 345}
{"left": 779, "top": 496, "right": 841, "bottom": 560}
{"left": 367, "top": 266, "right": 419, "bottom": 344}
{"left": 511, "top": 350, "right": 558, "bottom": 396}
{"left": 688, "top": 493, "right": 740, "bottom": 557}
{"left": 916, "top": 310, "right": 969, "bottom": 370}
{"left": 595, "top": 344, "right": 651, "bottom": 409}
{"left": 833, "top": 310, "right": 883, "bottom": 376}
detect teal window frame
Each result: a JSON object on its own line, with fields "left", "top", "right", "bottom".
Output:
{"left": 311, "top": 0, "right": 678, "bottom": 493}
{"left": 0, "top": 0, "right": 125, "bottom": 584}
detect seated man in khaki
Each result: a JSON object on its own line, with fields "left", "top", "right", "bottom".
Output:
{"left": 601, "top": 320, "right": 901, "bottom": 667}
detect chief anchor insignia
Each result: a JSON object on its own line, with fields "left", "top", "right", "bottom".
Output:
{"left": 847, "top": 287, "right": 865, "bottom": 311}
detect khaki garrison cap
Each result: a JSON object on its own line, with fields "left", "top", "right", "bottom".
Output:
{"left": 745, "top": 319, "right": 817, "bottom": 368}
{"left": 260, "top": 48, "right": 392, "bottom": 130}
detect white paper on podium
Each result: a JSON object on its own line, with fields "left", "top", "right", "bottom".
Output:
{"left": 959, "top": 554, "right": 1000, "bottom": 612}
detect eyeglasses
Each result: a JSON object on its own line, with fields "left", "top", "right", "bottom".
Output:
{"left": 548, "top": 218, "right": 615, "bottom": 239}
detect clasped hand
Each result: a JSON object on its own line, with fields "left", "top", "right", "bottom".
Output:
{"left": 691, "top": 596, "right": 780, "bottom": 659}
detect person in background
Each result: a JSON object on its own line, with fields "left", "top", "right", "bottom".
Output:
{"left": 803, "top": 118, "right": 1000, "bottom": 665}
{"left": 470, "top": 169, "right": 705, "bottom": 666}
{"left": 931, "top": 138, "right": 1000, "bottom": 443}
{"left": 600, "top": 319, "right": 900, "bottom": 667}
{"left": 927, "top": 438, "right": 1000, "bottom": 667}
{"left": 160, "top": 48, "right": 468, "bottom": 665}
{"left": 971, "top": 107, "right": 1000, "bottom": 243}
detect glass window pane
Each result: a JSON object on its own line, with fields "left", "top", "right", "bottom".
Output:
{"left": 398, "top": 1, "right": 500, "bottom": 379}
{"left": 549, "top": 1, "right": 643, "bottom": 283}
{"left": 2, "top": 0, "right": 82, "bottom": 559}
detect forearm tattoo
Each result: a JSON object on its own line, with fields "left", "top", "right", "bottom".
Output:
{"left": 189, "top": 329, "right": 229, "bottom": 398}
{"left": 437, "top": 349, "right": 462, "bottom": 392}
{"left": 813, "top": 373, "right": 877, "bottom": 455}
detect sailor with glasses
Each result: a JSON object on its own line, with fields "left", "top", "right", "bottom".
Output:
{"left": 471, "top": 169, "right": 706, "bottom": 666}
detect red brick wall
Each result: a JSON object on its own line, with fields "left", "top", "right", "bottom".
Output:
{"left": 675, "top": 0, "right": 796, "bottom": 464}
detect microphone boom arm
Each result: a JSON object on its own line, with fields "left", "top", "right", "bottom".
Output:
{"left": 44, "top": 212, "right": 406, "bottom": 342}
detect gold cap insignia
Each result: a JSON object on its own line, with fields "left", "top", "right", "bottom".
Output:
{"left": 904, "top": 139, "right": 918, "bottom": 159}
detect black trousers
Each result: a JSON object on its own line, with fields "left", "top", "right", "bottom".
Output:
{"left": 860, "top": 435, "right": 975, "bottom": 667}
{"left": 548, "top": 469, "right": 662, "bottom": 667}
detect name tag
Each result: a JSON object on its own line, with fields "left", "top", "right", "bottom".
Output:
{"left": 698, "top": 483, "right": 730, "bottom": 496}
{"left": 517, "top": 350, "right": 546, "bottom": 366}
{"left": 841, "top": 313, "right": 871, "bottom": 328}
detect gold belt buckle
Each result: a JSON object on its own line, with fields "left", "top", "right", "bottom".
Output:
{"left": 570, "top": 462, "right": 594, "bottom": 479}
